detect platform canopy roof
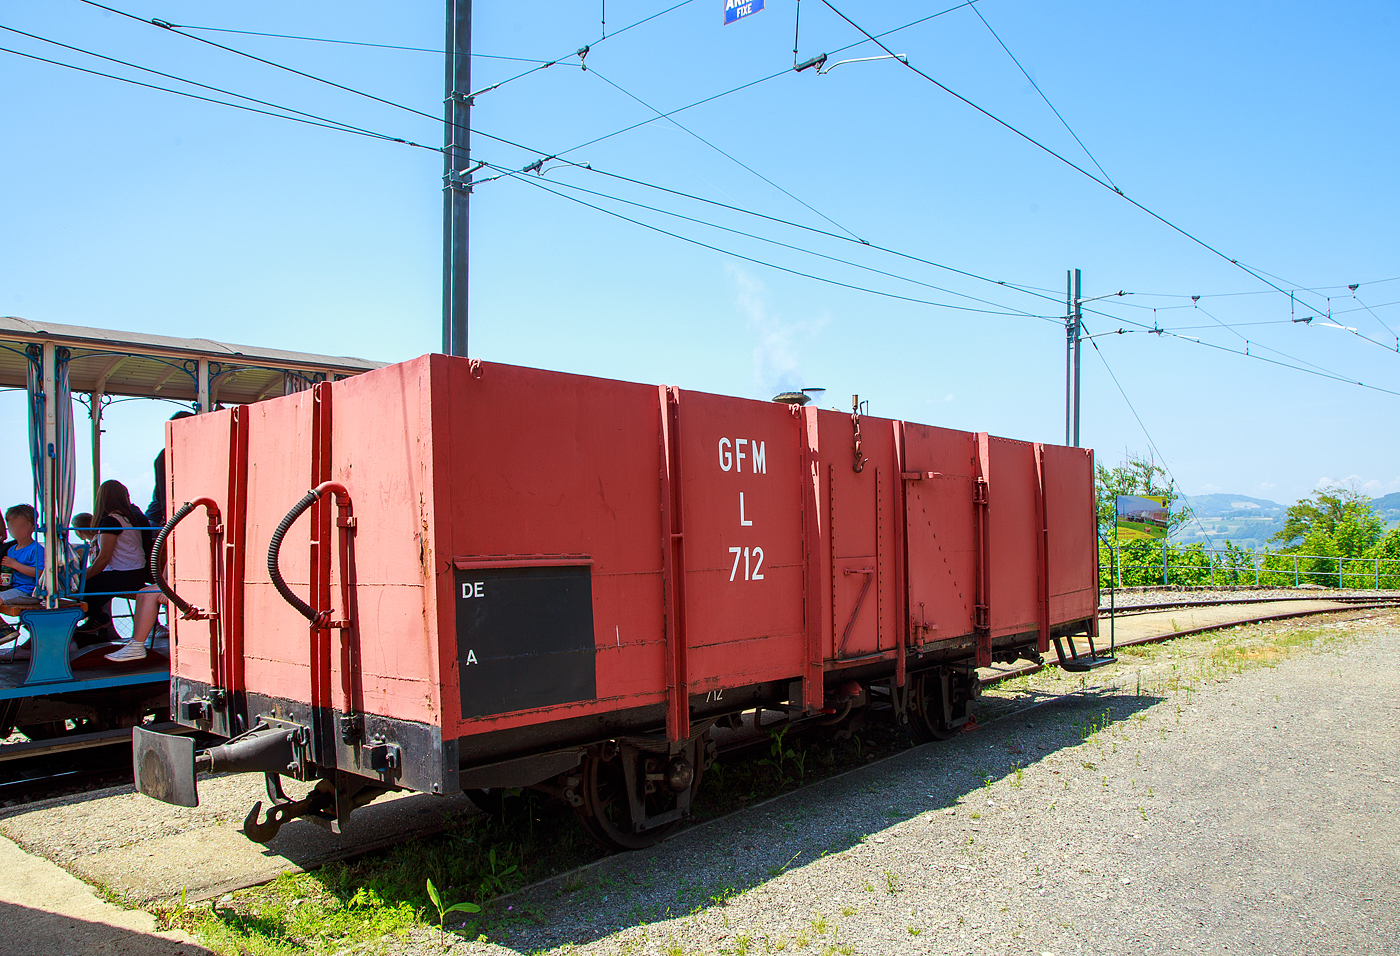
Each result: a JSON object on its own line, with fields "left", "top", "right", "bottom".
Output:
{"left": 0, "top": 316, "right": 385, "bottom": 406}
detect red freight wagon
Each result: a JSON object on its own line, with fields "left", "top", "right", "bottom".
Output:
{"left": 135, "top": 354, "right": 1105, "bottom": 848}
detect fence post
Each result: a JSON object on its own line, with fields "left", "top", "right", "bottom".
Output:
{"left": 1210, "top": 551, "right": 1215, "bottom": 587}
{"left": 1338, "top": 556, "right": 1344, "bottom": 589}
{"left": 1255, "top": 556, "right": 1260, "bottom": 587}
{"left": 1378, "top": 557, "right": 1382, "bottom": 590}
{"left": 1293, "top": 554, "right": 1299, "bottom": 587}
{"left": 1162, "top": 540, "right": 1169, "bottom": 586}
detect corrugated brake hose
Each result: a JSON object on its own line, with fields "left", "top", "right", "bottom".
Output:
{"left": 266, "top": 488, "right": 323, "bottom": 624}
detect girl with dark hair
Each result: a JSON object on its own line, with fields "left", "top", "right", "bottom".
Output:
{"left": 76, "top": 479, "right": 151, "bottom": 644}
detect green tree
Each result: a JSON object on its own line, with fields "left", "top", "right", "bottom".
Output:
{"left": 1270, "top": 486, "right": 1383, "bottom": 555}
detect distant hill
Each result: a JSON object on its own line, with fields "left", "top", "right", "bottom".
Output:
{"left": 1176, "top": 493, "right": 1286, "bottom": 549}
{"left": 1171, "top": 491, "right": 1399, "bottom": 549}
{"left": 1372, "top": 491, "right": 1400, "bottom": 523}
{"left": 1183, "top": 494, "right": 1284, "bottom": 517}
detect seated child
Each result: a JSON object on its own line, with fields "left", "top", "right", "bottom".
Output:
{"left": 0, "top": 504, "right": 43, "bottom": 604}
{"left": 72, "top": 513, "right": 95, "bottom": 549}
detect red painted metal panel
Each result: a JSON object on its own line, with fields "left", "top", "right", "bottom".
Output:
{"left": 674, "top": 390, "right": 806, "bottom": 695}
{"left": 1043, "top": 444, "right": 1099, "bottom": 625}
{"left": 165, "top": 351, "right": 1103, "bottom": 757}
{"left": 813, "top": 409, "right": 897, "bottom": 663}
{"left": 326, "top": 358, "right": 441, "bottom": 725}
{"left": 167, "top": 410, "right": 232, "bottom": 687}
{"left": 239, "top": 390, "right": 320, "bottom": 705}
{"left": 435, "top": 359, "right": 668, "bottom": 736}
{"left": 987, "top": 437, "right": 1040, "bottom": 639}
{"left": 901, "top": 423, "right": 978, "bottom": 646}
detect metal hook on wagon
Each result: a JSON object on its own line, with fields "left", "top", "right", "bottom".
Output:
{"left": 851, "top": 394, "right": 868, "bottom": 473}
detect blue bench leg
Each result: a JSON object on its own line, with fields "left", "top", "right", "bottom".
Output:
{"left": 19, "top": 607, "right": 85, "bottom": 685}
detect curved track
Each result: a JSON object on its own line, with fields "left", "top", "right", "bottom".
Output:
{"left": 1, "top": 598, "right": 1394, "bottom": 813}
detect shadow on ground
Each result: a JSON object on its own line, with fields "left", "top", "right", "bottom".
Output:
{"left": 473, "top": 687, "right": 1163, "bottom": 952}
{"left": 0, "top": 901, "right": 207, "bottom": 956}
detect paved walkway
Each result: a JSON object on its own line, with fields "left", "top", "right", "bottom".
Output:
{"left": 0, "top": 833, "right": 207, "bottom": 955}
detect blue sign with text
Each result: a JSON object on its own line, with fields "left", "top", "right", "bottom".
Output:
{"left": 724, "top": 0, "right": 764, "bottom": 25}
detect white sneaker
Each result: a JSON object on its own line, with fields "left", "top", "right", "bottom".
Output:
{"left": 104, "top": 641, "right": 148, "bottom": 663}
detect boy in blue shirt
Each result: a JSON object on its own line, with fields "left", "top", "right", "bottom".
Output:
{"left": 0, "top": 504, "right": 43, "bottom": 603}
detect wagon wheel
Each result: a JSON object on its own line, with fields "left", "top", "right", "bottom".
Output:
{"left": 907, "top": 669, "right": 974, "bottom": 744}
{"left": 575, "top": 746, "right": 687, "bottom": 851}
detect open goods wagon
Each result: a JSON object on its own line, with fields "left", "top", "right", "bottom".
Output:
{"left": 135, "top": 354, "right": 1102, "bottom": 848}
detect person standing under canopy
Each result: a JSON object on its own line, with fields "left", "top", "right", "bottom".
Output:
{"left": 145, "top": 410, "right": 194, "bottom": 528}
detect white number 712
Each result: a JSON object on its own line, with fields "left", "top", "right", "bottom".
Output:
{"left": 728, "top": 546, "right": 765, "bottom": 582}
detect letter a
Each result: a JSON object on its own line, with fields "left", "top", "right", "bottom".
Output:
{"left": 466, "top": 649, "right": 478, "bottom": 665}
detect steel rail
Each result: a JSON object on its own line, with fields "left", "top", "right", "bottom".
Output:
{"left": 999, "top": 599, "right": 1400, "bottom": 685}
{"left": 1101, "top": 593, "right": 1400, "bottom": 616}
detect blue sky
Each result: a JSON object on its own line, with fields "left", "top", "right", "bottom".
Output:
{"left": 1, "top": 0, "right": 1397, "bottom": 519}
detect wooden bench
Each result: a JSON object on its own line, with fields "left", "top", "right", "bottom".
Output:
{"left": 1, "top": 600, "right": 89, "bottom": 685}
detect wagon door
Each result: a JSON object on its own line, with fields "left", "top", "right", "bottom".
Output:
{"left": 1042, "top": 444, "right": 1098, "bottom": 629}
{"left": 987, "top": 437, "right": 1041, "bottom": 642}
{"left": 900, "top": 424, "right": 978, "bottom": 647}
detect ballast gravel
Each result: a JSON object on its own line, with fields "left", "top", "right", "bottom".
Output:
{"left": 411, "top": 613, "right": 1398, "bottom": 956}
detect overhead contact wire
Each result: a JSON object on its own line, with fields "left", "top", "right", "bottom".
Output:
{"left": 586, "top": 67, "right": 864, "bottom": 241}
{"left": 0, "top": 23, "right": 417, "bottom": 145}
{"left": 1083, "top": 326, "right": 1217, "bottom": 547}
{"left": 503, "top": 171, "right": 1057, "bottom": 319}
{"left": 486, "top": 163, "right": 1050, "bottom": 318}
{"left": 969, "top": 4, "right": 1116, "bottom": 189}
{"left": 0, "top": 44, "right": 435, "bottom": 149}
{"left": 813, "top": 0, "right": 1334, "bottom": 311}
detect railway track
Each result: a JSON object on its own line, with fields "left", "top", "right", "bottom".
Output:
{"left": 1, "top": 597, "right": 1394, "bottom": 811}
{"left": 1100, "top": 592, "right": 1398, "bottom": 616}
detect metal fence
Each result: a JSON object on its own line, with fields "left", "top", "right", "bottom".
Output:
{"left": 1101, "top": 542, "right": 1400, "bottom": 590}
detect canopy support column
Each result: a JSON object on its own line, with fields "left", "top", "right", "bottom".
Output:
{"left": 40, "top": 342, "right": 59, "bottom": 607}
{"left": 197, "top": 359, "right": 210, "bottom": 413}
{"left": 90, "top": 389, "right": 102, "bottom": 506}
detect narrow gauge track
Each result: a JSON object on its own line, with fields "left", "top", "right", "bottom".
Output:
{"left": 2, "top": 600, "right": 1395, "bottom": 814}
{"left": 1101, "top": 593, "right": 1399, "bottom": 616}
{"left": 0, "top": 739, "right": 134, "bottom": 805}
{"left": 0, "top": 723, "right": 201, "bottom": 808}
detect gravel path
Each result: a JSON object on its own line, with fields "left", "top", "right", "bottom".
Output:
{"left": 409, "top": 613, "right": 1398, "bottom": 956}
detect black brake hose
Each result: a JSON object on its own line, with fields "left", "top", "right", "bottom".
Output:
{"left": 151, "top": 502, "right": 196, "bottom": 616}
{"left": 267, "top": 489, "right": 322, "bottom": 623}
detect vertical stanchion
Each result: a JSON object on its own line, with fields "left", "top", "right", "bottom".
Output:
{"left": 442, "top": 0, "right": 472, "bottom": 357}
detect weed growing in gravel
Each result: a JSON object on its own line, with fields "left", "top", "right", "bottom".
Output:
{"left": 841, "top": 904, "right": 857, "bottom": 916}
{"left": 425, "top": 877, "right": 480, "bottom": 936}
{"left": 883, "top": 870, "right": 900, "bottom": 894}
{"left": 161, "top": 872, "right": 421, "bottom": 956}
